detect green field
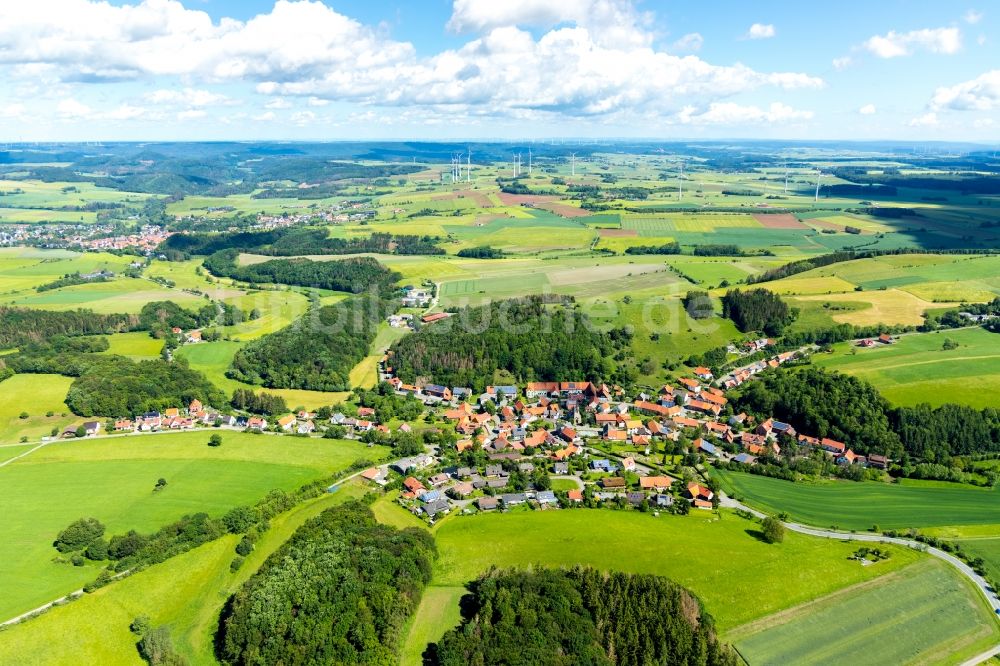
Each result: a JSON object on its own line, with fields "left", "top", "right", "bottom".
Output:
{"left": 101, "top": 332, "right": 164, "bottom": 358}
{"left": 715, "top": 469, "right": 1000, "bottom": 530}
{"left": 0, "top": 374, "right": 76, "bottom": 445}
{"left": 813, "top": 327, "right": 1000, "bottom": 408}
{"left": 0, "top": 480, "right": 371, "bottom": 665}
{"left": 430, "top": 509, "right": 920, "bottom": 632}
{"left": 729, "top": 559, "right": 1000, "bottom": 665}
{"left": 0, "top": 431, "right": 388, "bottom": 619}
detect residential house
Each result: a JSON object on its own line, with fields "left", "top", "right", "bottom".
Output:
{"left": 247, "top": 416, "right": 267, "bottom": 430}
{"left": 819, "top": 438, "right": 847, "bottom": 455}
{"left": 621, "top": 456, "right": 636, "bottom": 472}
{"left": 868, "top": 453, "right": 888, "bottom": 470}
{"left": 403, "top": 477, "right": 425, "bottom": 494}
{"left": 423, "top": 384, "right": 452, "bottom": 401}
{"left": 478, "top": 497, "right": 499, "bottom": 511}
{"left": 733, "top": 453, "right": 757, "bottom": 465}
{"left": 600, "top": 477, "right": 626, "bottom": 490}
{"left": 687, "top": 482, "right": 714, "bottom": 502}
{"left": 639, "top": 476, "right": 675, "bottom": 491}
{"left": 654, "top": 494, "right": 674, "bottom": 508}
{"left": 501, "top": 493, "right": 528, "bottom": 506}
{"left": 429, "top": 473, "right": 451, "bottom": 487}
{"left": 276, "top": 414, "right": 296, "bottom": 431}
{"left": 536, "top": 490, "right": 558, "bottom": 505}
{"left": 423, "top": 499, "right": 451, "bottom": 518}
{"left": 626, "top": 492, "right": 646, "bottom": 507}
{"left": 552, "top": 461, "right": 569, "bottom": 475}
{"left": 590, "top": 459, "right": 616, "bottom": 473}
{"left": 449, "top": 482, "right": 474, "bottom": 498}
{"left": 567, "top": 489, "right": 584, "bottom": 503}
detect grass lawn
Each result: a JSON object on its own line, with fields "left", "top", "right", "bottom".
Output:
{"left": 0, "top": 480, "right": 371, "bottom": 666}
{"left": 729, "top": 559, "right": 1000, "bottom": 665}
{"left": 812, "top": 328, "right": 1000, "bottom": 408}
{"left": 6, "top": 278, "right": 206, "bottom": 313}
{"left": 400, "top": 586, "right": 465, "bottom": 666}
{"left": 430, "top": 508, "right": 921, "bottom": 631}
{"left": 548, "top": 477, "right": 581, "bottom": 491}
{"left": 101, "top": 332, "right": 164, "bottom": 358}
{"left": 715, "top": 469, "right": 1000, "bottom": 530}
{"left": 0, "top": 374, "right": 75, "bottom": 445}
{"left": 0, "top": 431, "right": 388, "bottom": 620}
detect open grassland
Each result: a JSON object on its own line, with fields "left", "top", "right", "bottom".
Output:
{"left": 100, "top": 332, "right": 164, "bottom": 358}
{"left": 0, "top": 480, "right": 371, "bottom": 665}
{"left": 0, "top": 249, "right": 132, "bottom": 294}
{"left": 400, "top": 586, "right": 466, "bottom": 666}
{"left": 430, "top": 509, "right": 921, "bottom": 632}
{"left": 348, "top": 324, "right": 409, "bottom": 390}
{"left": 0, "top": 374, "right": 75, "bottom": 445}
{"left": 794, "top": 289, "right": 962, "bottom": 326}
{"left": 0, "top": 432, "right": 388, "bottom": 620}
{"left": 729, "top": 559, "right": 1000, "bottom": 666}
{"left": 0, "top": 179, "right": 149, "bottom": 209}
{"left": 6, "top": 278, "right": 207, "bottom": 313}
{"left": 715, "top": 469, "right": 1000, "bottom": 530}
{"left": 812, "top": 328, "right": 1000, "bottom": 408}
{"left": 0, "top": 207, "right": 97, "bottom": 224}
{"left": 922, "top": 525, "right": 1000, "bottom": 583}
{"left": 175, "top": 340, "right": 349, "bottom": 409}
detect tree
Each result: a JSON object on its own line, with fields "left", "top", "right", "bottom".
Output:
{"left": 55, "top": 517, "right": 106, "bottom": 552}
{"left": 208, "top": 433, "right": 223, "bottom": 447}
{"left": 761, "top": 516, "right": 785, "bottom": 544}
{"left": 154, "top": 477, "right": 168, "bottom": 491}
{"left": 75, "top": 425, "right": 87, "bottom": 438}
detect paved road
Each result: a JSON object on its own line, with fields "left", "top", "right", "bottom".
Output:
{"left": 720, "top": 493, "right": 1000, "bottom": 663}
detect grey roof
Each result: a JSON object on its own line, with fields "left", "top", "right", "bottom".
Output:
{"left": 536, "top": 490, "right": 557, "bottom": 503}
{"left": 501, "top": 492, "right": 528, "bottom": 504}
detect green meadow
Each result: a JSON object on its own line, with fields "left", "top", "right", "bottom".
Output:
{"left": 812, "top": 327, "right": 1000, "bottom": 408}
{"left": 0, "top": 374, "right": 76, "bottom": 445}
{"left": 0, "top": 481, "right": 371, "bottom": 665}
{"left": 729, "top": 559, "right": 1000, "bottom": 666}
{"left": 715, "top": 469, "right": 1000, "bottom": 530}
{"left": 0, "top": 431, "right": 388, "bottom": 620}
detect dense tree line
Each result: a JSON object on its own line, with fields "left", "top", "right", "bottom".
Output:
{"left": 36, "top": 272, "right": 112, "bottom": 292}
{"left": 737, "top": 367, "right": 1000, "bottom": 460}
{"left": 3, "top": 335, "right": 110, "bottom": 376}
{"left": 721, "top": 288, "right": 795, "bottom": 335}
{"left": 433, "top": 567, "right": 737, "bottom": 666}
{"left": 160, "top": 227, "right": 443, "bottom": 259}
{"left": 230, "top": 388, "right": 288, "bottom": 415}
{"left": 829, "top": 167, "right": 1000, "bottom": 195}
{"left": 624, "top": 242, "right": 681, "bottom": 255}
{"left": 456, "top": 246, "right": 506, "bottom": 259}
{"left": 354, "top": 382, "right": 425, "bottom": 422}
{"left": 65, "top": 356, "right": 225, "bottom": 416}
{"left": 228, "top": 297, "right": 388, "bottom": 391}
{"left": 218, "top": 502, "right": 436, "bottom": 666}
{"left": 390, "top": 296, "right": 630, "bottom": 390}
{"left": 747, "top": 249, "right": 1000, "bottom": 285}
{"left": 692, "top": 244, "right": 770, "bottom": 257}
{"left": 0, "top": 307, "right": 139, "bottom": 348}
{"left": 203, "top": 249, "right": 400, "bottom": 294}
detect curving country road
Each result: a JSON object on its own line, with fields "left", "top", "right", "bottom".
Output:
{"left": 719, "top": 493, "right": 1000, "bottom": 664}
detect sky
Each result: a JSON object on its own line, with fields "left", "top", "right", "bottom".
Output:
{"left": 0, "top": 0, "right": 997, "bottom": 142}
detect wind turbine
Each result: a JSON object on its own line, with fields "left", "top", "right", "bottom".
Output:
{"left": 569, "top": 152, "right": 577, "bottom": 177}
{"left": 678, "top": 161, "right": 684, "bottom": 200}
{"left": 466, "top": 148, "right": 472, "bottom": 183}
{"left": 814, "top": 171, "right": 823, "bottom": 202}
{"left": 528, "top": 147, "right": 532, "bottom": 175}
{"left": 784, "top": 166, "right": 790, "bottom": 194}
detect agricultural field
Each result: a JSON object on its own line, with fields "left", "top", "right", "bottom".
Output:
{"left": 100, "top": 332, "right": 164, "bottom": 359}
{"left": 729, "top": 559, "right": 1000, "bottom": 666}
{"left": 714, "top": 470, "right": 1000, "bottom": 530}
{"left": 0, "top": 480, "right": 372, "bottom": 665}
{"left": 0, "top": 431, "right": 388, "bottom": 620}
{"left": 0, "top": 374, "right": 76, "bottom": 445}
{"left": 812, "top": 327, "right": 1000, "bottom": 408}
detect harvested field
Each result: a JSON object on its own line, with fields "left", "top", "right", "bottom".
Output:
{"left": 496, "top": 192, "right": 557, "bottom": 206}
{"left": 808, "top": 218, "right": 845, "bottom": 231}
{"left": 598, "top": 228, "right": 638, "bottom": 237}
{"left": 754, "top": 213, "right": 807, "bottom": 229}
{"left": 536, "top": 201, "right": 590, "bottom": 218}
{"left": 452, "top": 189, "right": 492, "bottom": 208}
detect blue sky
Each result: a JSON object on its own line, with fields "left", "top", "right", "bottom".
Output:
{"left": 0, "top": 1, "right": 996, "bottom": 142}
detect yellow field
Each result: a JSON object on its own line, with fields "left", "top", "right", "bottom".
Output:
{"left": 901, "top": 281, "right": 999, "bottom": 303}
{"left": 765, "top": 276, "right": 858, "bottom": 295}
{"left": 796, "top": 289, "right": 963, "bottom": 326}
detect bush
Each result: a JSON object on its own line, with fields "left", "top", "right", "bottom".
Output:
{"left": 131, "top": 615, "right": 151, "bottom": 636}
{"left": 208, "top": 433, "right": 223, "bottom": 447}
{"left": 235, "top": 535, "right": 254, "bottom": 556}
{"left": 84, "top": 539, "right": 109, "bottom": 561}
{"left": 761, "top": 516, "right": 785, "bottom": 544}
{"left": 137, "top": 625, "right": 186, "bottom": 666}
{"left": 222, "top": 506, "right": 257, "bottom": 534}
{"left": 55, "top": 517, "right": 106, "bottom": 553}
{"left": 71, "top": 554, "right": 85, "bottom": 567}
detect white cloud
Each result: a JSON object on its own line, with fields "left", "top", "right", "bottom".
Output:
{"left": 671, "top": 32, "right": 703, "bottom": 52}
{"left": 252, "top": 111, "right": 276, "bottom": 121}
{"left": 264, "top": 98, "right": 292, "bottom": 109}
{"left": 0, "top": 103, "right": 25, "bottom": 118}
{"left": 57, "top": 98, "right": 92, "bottom": 118}
{"left": 177, "top": 109, "right": 206, "bottom": 120}
{"left": 858, "top": 103, "right": 876, "bottom": 115}
{"left": 291, "top": 110, "right": 316, "bottom": 126}
{"left": 145, "top": 88, "right": 232, "bottom": 107}
{"left": 908, "top": 111, "right": 939, "bottom": 127}
{"left": 964, "top": 9, "right": 983, "bottom": 24}
{"left": 307, "top": 97, "right": 329, "bottom": 107}
{"left": 745, "top": 23, "right": 776, "bottom": 40}
{"left": 0, "top": 0, "right": 822, "bottom": 125}
{"left": 930, "top": 69, "right": 1000, "bottom": 110}
{"left": 974, "top": 118, "right": 994, "bottom": 128}
{"left": 832, "top": 56, "right": 853, "bottom": 70}
{"left": 106, "top": 104, "right": 146, "bottom": 120}
{"left": 675, "top": 102, "right": 812, "bottom": 125}
{"left": 864, "top": 27, "right": 961, "bottom": 58}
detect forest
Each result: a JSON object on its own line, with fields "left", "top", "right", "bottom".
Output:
{"left": 736, "top": 367, "right": 1000, "bottom": 462}
{"left": 432, "top": 567, "right": 737, "bottom": 666}
{"left": 159, "top": 227, "right": 443, "bottom": 259}
{"left": 203, "top": 249, "right": 401, "bottom": 294}
{"left": 65, "top": 355, "right": 226, "bottom": 416}
{"left": 218, "top": 502, "right": 436, "bottom": 666}
{"left": 389, "top": 296, "right": 631, "bottom": 390}
{"left": 721, "top": 288, "right": 795, "bottom": 335}
{"left": 0, "top": 307, "right": 139, "bottom": 347}
{"left": 228, "top": 297, "right": 388, "bottom": 391}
